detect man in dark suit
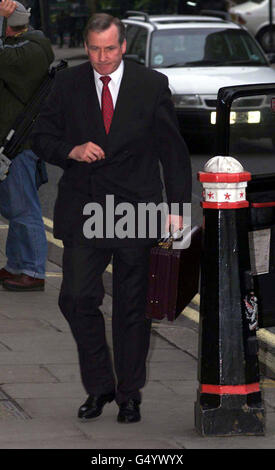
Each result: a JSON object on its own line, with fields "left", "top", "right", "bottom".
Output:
{"left": 32, "top": 13, "right": 192, "bottom": 423}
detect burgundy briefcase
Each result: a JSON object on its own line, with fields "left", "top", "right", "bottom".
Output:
{"left": 146, "top": 226, "right": 202, "bottom": 322}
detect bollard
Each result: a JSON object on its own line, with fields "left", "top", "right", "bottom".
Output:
{"left": 194, "top": 156, "right": 265, "bottom": 437}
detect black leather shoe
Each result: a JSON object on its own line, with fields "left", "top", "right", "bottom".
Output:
{"left": 78, "top": 392, "right": 115, "bottom": 420}
{"left": 117, "top": 399, "right": 141, "bottom": 423}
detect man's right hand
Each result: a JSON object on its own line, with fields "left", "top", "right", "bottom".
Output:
{"left": 0, "top": 1, "right": 17, "bottom": 18}
{"left": 68, "top": 142, "right": 105, "bottom": 163}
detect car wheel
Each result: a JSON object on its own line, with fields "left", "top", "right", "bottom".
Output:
{"left": 257, "top": 27, "right": 275, "bottom": 53}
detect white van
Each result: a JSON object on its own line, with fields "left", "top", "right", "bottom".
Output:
{"left": 229, "top": 0, "right": 275, "bottom": 52}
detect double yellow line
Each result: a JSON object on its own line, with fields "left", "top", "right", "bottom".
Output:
{"left": 180, "top": 294, "right": 275, "bottom": 376}
{"left": 43, "top": 216, "right": 63, "bottom": 248}
{"left": 182, "top": 294, "right": 200, "bottom": 323}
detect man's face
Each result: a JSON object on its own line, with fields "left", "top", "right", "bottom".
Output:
{"left": 85, "top": 24, "right": 126, "bottom": 76}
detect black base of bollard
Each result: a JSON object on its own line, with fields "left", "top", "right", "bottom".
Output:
{"left": 194, "top": 391, "right": 265, "bottom": 436}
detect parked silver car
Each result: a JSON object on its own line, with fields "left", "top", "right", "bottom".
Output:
{"left": 123, "top": 12, "right": 275, "bottom": 149}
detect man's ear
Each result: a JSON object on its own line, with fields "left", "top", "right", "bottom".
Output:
{"left": 122, "top": 39, "right": 127, "bottom": 55}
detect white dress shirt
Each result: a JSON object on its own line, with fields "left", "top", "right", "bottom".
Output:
{"left": 93, "top": 61, "right": 124, "bottom": 109}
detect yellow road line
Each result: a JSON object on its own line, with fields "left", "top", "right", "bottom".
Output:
{"left": 258, "top": 348, "right": 275, "bottom": 375}
{"left": 257, "top": 328, "right": 275, "bottom": 348}
{"left": 43, "top": 216, "right": 53, "bottom": 229}
{"left": 45, "top": 272, "right": 62, "bottom": 277}
{"left": 182, "top": 299, "right": 275, "bottom": 356}
{"left": 261, "top": 378, "right": 275, "bottom": 387}
{"left": 106, "top": 264, "right": 112, "bottom": 274}
{"left": 192, "top": 294, "right": 200, "bottom": 307}
{"left": 182, "top": 305, "right": 199, "bottom": 323}
{"left": 45, "top": 230, "right": 63, "bottom": 248}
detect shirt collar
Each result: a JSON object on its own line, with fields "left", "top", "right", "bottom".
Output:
{"left": 93, "top": 60, "right": 124, "bottom": 86}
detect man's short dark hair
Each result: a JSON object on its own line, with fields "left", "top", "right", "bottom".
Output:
{"left": 83, "top": 13, "right": 126, "bottom": 45}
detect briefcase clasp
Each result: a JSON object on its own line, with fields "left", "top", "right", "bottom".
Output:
{"left": 158, "top": 236, "right": 173, "bottom": 250}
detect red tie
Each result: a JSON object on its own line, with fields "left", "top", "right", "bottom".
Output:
{"left": 100, "top": 76, "right": 114, "bottom": 134}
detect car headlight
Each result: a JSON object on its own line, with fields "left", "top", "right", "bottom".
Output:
{"left": 211, "top": 111, "right": 261, "bottom": 125}
{"left": 247, "top": 111, "right": 261, "bottom": 124}
{"left": 172, "top": 94, "right": 202, "bottom": 108}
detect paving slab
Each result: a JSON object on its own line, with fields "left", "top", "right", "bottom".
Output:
{"left": 0, "top": 318, "right": 55, "bottom": 334}
{"left": 0, "top": 418, "right": 87, "bottom": 444}
{"left": 0, "top": 365, "right": 57, "bottom": 384}
{"left": 1, "top": 382, "right": 85, "bottom": 400}
{"left": 43, "top": 364, "right": 82, "bottom": 383}
{"left": 0, "top": 350, "right": 78, "bottom": 365}
{"left": 0, "top": 332, "right": 77, "bottom": 352}
{"left": 146, "top": 360, "right": 197, "bottom": 380}
{"left": 153, "top": 324, "right": 198, "bottom": 358}
{"left": 15, "top": 397, "right": 88, "bottom": 419}
{"left": 147, "top": 348, "right": 192, "bottom": 362}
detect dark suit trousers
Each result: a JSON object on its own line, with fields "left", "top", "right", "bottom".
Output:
{"left": 58, "top": 240, "right": 152, "bottom": 405}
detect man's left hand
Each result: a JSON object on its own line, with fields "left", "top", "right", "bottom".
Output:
{"left": 0, "top": 1, "right": 17, "bottom": 18}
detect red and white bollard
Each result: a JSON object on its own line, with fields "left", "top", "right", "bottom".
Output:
{"left": 201, "top": 156, "right": 251, "bottom": 209}
{"left": 195, "top": 156, "right": 265, "bottom": 436}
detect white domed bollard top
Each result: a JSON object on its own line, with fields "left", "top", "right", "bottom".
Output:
{"left": 198, "top": 156, "right": 251, "bottom": 209}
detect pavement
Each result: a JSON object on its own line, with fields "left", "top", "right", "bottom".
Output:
{"left": 0, "top": 44, "right": 274, "bottom": 453}
{"left": 1, "top": 221, "right": 275, "bottom": 452}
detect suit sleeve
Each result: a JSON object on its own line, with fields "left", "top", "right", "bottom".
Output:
{"left": 154, "top": 76, "right": 192, "bottom": 212}
{"left": 31, "top": 72, "right": 74, "bottom": 169}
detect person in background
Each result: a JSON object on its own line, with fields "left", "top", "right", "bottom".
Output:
{"left": 56, "top": 9, "right": 68, "bottom": 48}
{"left": 0, "top": 0, "right": 54, "bottom": 291}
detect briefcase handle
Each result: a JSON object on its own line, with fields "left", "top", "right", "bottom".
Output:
{"left": 159, "top": 225, "right": 196, "bottom": 250}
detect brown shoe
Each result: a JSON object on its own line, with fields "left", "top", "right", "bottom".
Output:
{"left": 0, "top": 268, "right": 19, "bottom": 284}
{"left": 3, "top": 274, "right": 45, "bottom": 292}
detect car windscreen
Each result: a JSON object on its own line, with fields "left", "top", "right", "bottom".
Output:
{"left": 150, "top": 28, "right": 268, "bottom": 68}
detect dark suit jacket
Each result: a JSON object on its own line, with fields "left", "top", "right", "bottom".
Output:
{"left": 32, "top": 59, "right": 192, "bottom": 246}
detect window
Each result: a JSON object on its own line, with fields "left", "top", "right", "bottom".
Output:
{"left": 130, "top": 27, "right": 148, "bottom": 64}
{"left": 150, "top": 28, "right": 267, "bottom": 68}
{"left": 125, "top": 25, "right": 140, "bottom": 53}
